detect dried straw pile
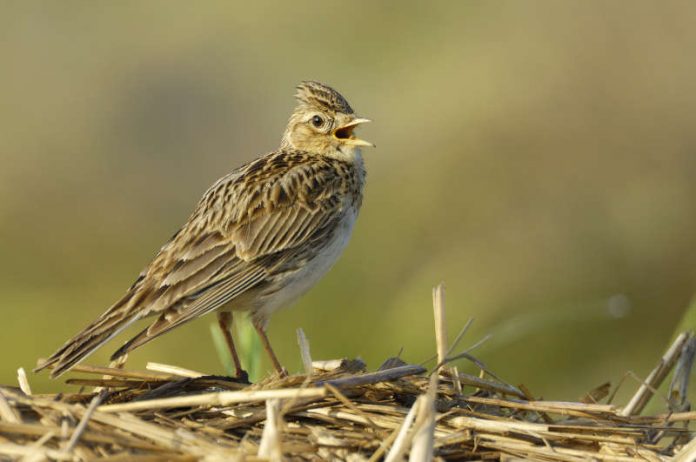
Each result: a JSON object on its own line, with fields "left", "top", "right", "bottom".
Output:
{"left": 1, "top": 287, "right": 694, "bottom": 461}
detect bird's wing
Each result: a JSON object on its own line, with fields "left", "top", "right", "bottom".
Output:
{"left": 40, "top": 152, "right": 353, "bottom": 377}
{"left": 109, "top": 256, "right": 272, "bottom": 360}
{"left": 108, "top": 153, "right": 351, "bottom": 356}
{"left": 229, "top": 155, "right": 349, "bottom": 260}
{"left": 139, "top": 153, "right": 348, "bottom": 314}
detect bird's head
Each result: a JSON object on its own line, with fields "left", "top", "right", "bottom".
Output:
{"left": 281, "top": 81, "right": 373, "bottom": 156}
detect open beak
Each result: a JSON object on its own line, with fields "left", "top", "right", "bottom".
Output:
{"left": 333, "top": 118, "right": 375, "bottom": 148}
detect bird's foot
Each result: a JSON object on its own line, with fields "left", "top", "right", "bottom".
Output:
{"left": 234, "top": 369, "right": 250, "bottom": 383}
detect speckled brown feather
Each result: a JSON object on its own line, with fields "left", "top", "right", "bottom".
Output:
{"left": 37, "top": 81, "right": 369, "bottom": 378}
{"left": 295, "top": 81, "right": 354, "bottom": 115}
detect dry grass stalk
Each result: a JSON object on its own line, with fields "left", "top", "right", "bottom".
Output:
{"left": 0, "top": 389, "right": 20, "bottom": 424}
{"left": 146, "top": 362, "right": 206, "bottom": 378}
{"left": 456, "top": 371, "right": 525, "bottom": 399}
{"left": 257, "top": 398, "right": 283, "bottom": 461}
{"left": 16, "top": 368, "right": 31, "bottom": 396}
{"left": 2, "top": 345, "right": 694, "bottom": 460}
{"left": 669, "top": 335, "right": 696, "bottom": 413}
{"left": 409, "top": 373, "right": 438, "bottom": 462}
{"left": 34, "top": 362, "right": 176, "bottom": 381}
{"left": 99, "top": 387, "right": 328, "bottom": 413}
{"left": 368, "top": 422, "right": 401, "bottom": 462}
{"left": 464, "top": 396, "right": 618, "bottom": 416}
{"left": 3, "top": 292, "right": 694, "bottom": 460}
{"left": 674, "top": 435, "right": 696, "bottom": 462}
{"left": 63, "top": 390, "right": 104, "bottom": 453}
{"left": 315, "top": 364, "right": 426, "bottom": 388}
{"left": 621, "top": 331, "right": 694, "bottom": 417}
{"left": 432, "top": 284, "right": 463, "bottom": 399}
{"left": 433, "top": 283, "right": 448, "bottom": 369}
{"left": 384, "top": 395, "right": 420, "bottom": 462}
{"left": 311, "top": 359, "right": 345, "bottom": 372}
{"left": 296, "top": 328, "right": 313, "bottom": 376}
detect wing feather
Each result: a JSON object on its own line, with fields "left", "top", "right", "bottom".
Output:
{"left": 111, "top": 258, "right": 272, "bottom": 358}
{"left": 41, "top": 151, "right": 356, "bottom": 376}
{"left": 232, "top": 162, "right": 345, "bottom": 260}
{"left": 118, "top": 157, "right": 348, "bottom": 347}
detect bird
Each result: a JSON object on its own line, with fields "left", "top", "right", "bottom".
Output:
{"left": 35, "top": 81, "right": 373, "bottom": 379}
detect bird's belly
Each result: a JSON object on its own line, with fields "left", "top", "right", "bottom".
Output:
{"left": 251, "top": 208, "right": 358, "bottom": 324}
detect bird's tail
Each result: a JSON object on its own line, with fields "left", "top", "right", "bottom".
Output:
{"left": 34, "top": 293, "right": 142, "bottom": 379}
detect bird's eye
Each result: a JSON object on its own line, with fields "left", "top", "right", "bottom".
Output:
{"left": 311, "top": 115, "right": 324, "bottom": 128}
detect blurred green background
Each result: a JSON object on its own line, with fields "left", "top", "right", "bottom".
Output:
{"left": 2, "top": 1, "right": 695, "bottom": 398}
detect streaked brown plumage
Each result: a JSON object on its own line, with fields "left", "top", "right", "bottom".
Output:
{"left": 36, "top": 81, "right": 373, "bottom": 379}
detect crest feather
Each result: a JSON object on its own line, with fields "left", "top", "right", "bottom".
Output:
{"left": 295, "top": 81, "right": 354, "bottom": 114}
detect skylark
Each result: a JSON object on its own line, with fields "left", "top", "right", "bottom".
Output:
{"left": 36, "top": 81, "right": 373, "bottom": 379}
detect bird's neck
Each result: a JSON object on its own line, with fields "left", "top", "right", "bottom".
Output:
{"left": 279, "top": 139, "right": 364, "bottom": 167}
{"left": 326, "top": 146, "right": 364, "bottom": 165}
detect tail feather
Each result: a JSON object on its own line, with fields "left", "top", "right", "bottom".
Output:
{"left": 109, "top": 324, "right": 153, "bottom": 361}
{"left": 109, "top": 305, "right": 197, "bottom": 361}
{"left": 35, "top": 295, "right": 142, "bottom": 379}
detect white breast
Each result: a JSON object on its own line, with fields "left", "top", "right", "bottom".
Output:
{"left": 252, "top": 205, "right": 359, "bottom": 325}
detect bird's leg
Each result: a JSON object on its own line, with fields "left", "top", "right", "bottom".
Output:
{"left": 253, "top": 321, "right": 287, "bottom": 377}
{"left": 217, "top": 311, "right": 246, "bottom": 379}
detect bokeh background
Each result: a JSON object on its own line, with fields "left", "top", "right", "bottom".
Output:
{"left": 2, "top": 1, "right": 695, "bottom": 397}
